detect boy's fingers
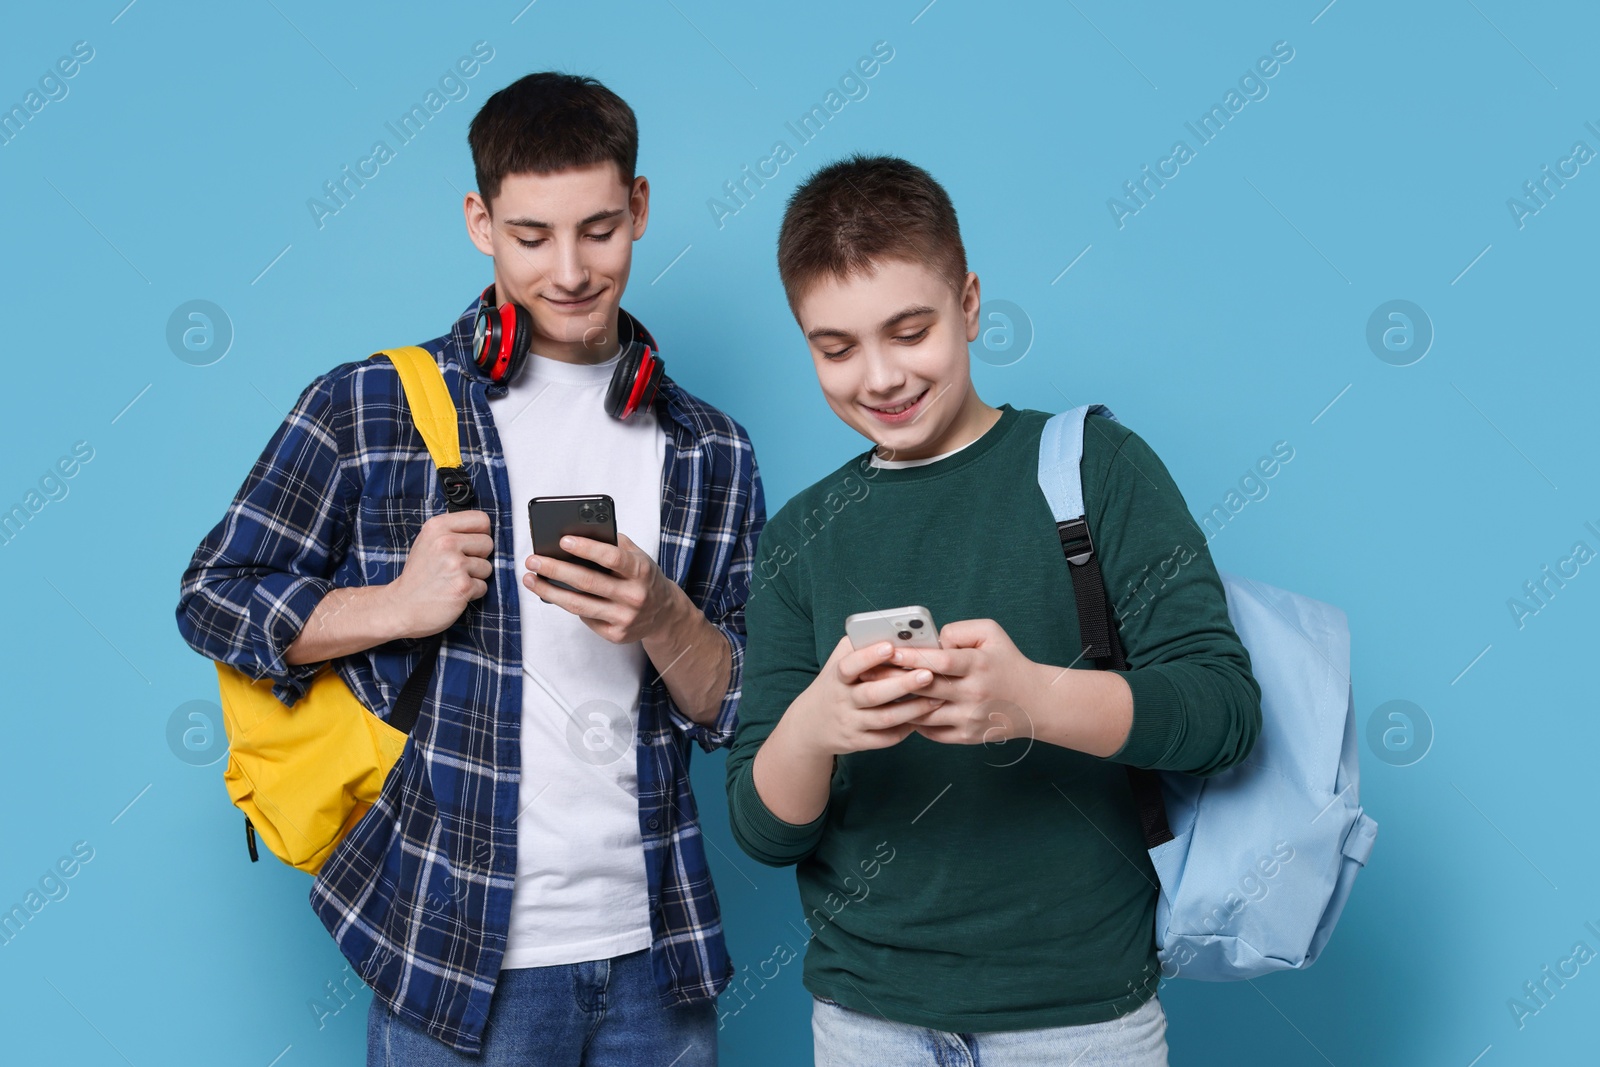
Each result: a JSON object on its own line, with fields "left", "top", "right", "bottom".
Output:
{"left": 890, "top": 647, "right": 971, "bottom": 676}
{"left": 560, "top": 534, "right": 625, "bottom": 572}
{"left": 855, "top": 721, "right": 919, "bottom": 750}
{"left": 437, "top": 509, "right": 491, "bottom": 534}
{"left": 937, "top": 618, "right": 998, "bottom": 649}
{"left": 837, "top": 641, "right": 896, "bottom": 684}
{"left": 854, "top": 668, "right": 934, "bottom": 709}
{"left": 916, "top": 675, "right": 965, "bottom": 703}
{"left": 530, "top": 574, "right": 612, "bottom": 618}
{"left": 907, "top": 705, "right": 959, "bottom": 728}
{"left": 868, "top": 696, "right": 944, "bottom": 730}
{"left": 532, "top": 554, "right": 602, "bottom": 594}
{"left": 455, "top": 533, "right": 495, "bottom": 558}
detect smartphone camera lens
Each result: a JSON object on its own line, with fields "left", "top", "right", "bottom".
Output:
{"left": 593, "top": 505, "right": 611, "bottom": 524}
{"left": 908, "top": 618, "right": 924, "bottom": 629}
{"left": 897, "top": 629, "right": 912, "bottom": 641}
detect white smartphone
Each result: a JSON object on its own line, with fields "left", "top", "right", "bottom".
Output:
{"left": 845, "top": 606, "right": 940, "bottom": 651}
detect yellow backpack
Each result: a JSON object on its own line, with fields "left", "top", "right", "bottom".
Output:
{"left": 215, "top": 347, "right": 475, "bottom": 875}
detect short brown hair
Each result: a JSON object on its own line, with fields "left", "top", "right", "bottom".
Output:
{"left": 777, "top": 154, "right": 967, "bottom": 310}
{"left": 468, "top": 72, "right": 638, "bottom": 208}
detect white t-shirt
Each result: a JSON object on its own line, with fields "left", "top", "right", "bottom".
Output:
{"left": 488, "top": 348, "right": 666, "bottom": 970}
{"left": 868, "top": 435, "right": 979, "bottom": 468}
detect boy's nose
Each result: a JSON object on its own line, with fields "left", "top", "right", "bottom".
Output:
{"left": 861, "top": 348, "right": 907, "bottom": 395}
{"left": 552, "top": 242, "right": 590, "bottom": 292}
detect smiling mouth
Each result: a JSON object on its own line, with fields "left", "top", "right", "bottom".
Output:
{"left": 864, "top": 389, "right": 928, "bottom": 417}
{"left": 545, "top": 291, "right": 602, "bottom": 307}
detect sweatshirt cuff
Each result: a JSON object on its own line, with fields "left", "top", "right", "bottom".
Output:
{"left": 1109, "top": 667, "right": 1184, "bottom": 769}
{"left": 729, "top": 763, "right": 828, "bottom": 866}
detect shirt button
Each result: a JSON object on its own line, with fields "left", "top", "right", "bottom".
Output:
{"left": 646, "top": 816, "right": 661, "bottom": 831}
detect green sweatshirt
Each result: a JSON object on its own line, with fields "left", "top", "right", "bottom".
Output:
{"left": 725, "top": 404, "right": 1261, "bottom": 1032}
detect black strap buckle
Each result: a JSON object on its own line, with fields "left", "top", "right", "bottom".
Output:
{"left": 1056, "top": 518, "right": 1095, "bottom": 567}
{"left": 439, "top": 467, "right": 477, "bottom": 512}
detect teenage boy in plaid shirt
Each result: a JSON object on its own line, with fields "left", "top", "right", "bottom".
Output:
{"left": 178, "top": 73, "right": 764, "bottom": 1064}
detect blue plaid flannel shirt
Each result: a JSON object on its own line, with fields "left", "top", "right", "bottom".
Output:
{"left": 176, "top": 294, "right": 764, "bottom": 1054}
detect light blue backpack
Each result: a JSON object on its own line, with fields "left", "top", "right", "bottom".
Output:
{"left": 1038, "top": 404, "right": 1378, "bottom": 981}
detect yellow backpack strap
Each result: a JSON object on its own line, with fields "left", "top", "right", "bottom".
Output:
{"left": 371, "top": 347, "right": 462, "bottom": 469}
{"left": 366, "top": 346, "right": 476, "bottom": 736}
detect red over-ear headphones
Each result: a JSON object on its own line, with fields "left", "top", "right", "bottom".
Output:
{"left": 471, "top": 285, "right": 665, "bottom": 420}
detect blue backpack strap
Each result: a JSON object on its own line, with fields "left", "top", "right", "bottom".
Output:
{"left": 1037, "top": 404, "right": 1117, "bottom": 525}
{"left": 1039, "top": 403, "right": 1174, "bottom": 849}
{"left": 1038, "top": 405, "right": 1121, "bottom": 658}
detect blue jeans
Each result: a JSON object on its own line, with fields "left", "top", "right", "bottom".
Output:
{"left": 367, "top": 949, "right": 716, "bottom": 1066}
{"left": 812, "top": 992, "right": 1169, "bottom": 1066}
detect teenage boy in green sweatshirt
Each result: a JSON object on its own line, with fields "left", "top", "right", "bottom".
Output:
{"left": 724, "top": 155, "right": 1262, "bottom": 1066}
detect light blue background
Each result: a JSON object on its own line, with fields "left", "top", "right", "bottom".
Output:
{"left": 2, "top": 1, "right": 1596, "bottom": 1064}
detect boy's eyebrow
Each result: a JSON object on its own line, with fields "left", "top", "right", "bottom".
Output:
{"left": 880, "top": 305, "right": 936, "bottom": 331}
{"left": 806, "top": 304, "right": 938, "bottom": 342}
{"left": 502, "top": 208, "right": 625, "bottom": 229}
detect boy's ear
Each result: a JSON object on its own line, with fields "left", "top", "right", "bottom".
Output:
{"left": 464, "top": 191, "right": 496, "bottom": 257}
{"left": 629, "top": 175, "right": 651, "bottom": 239}
{"left": 960, "top": 272, "right": 982, "bottom": 343}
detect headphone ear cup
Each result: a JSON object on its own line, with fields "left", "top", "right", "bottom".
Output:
{"left": 605, "top": 347, "right": 642, "bottom": 419}
{"left": 473, "top": 305, "right": 500, "bottom": 374}
{"left": 498, "top": 303, "right": 534, "bottom": 384}
{"left": 638, "top": 353, "right": 664, "bottom": 411}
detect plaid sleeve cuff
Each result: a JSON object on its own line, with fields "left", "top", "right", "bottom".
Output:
{"left": 248, "top": 572, "right": 335, "bottom": 706}
{"left": 664, "top": 623, "right": 742, "bottom": 752}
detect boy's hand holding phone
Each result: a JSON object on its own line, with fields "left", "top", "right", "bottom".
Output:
{"left": 891, "top": 618, "right": 1040, "bottom": 746}
{"left": 524, "top": 532, "right": 679, "bottom": 645}
{"left": 895, "top": 618, "right": 1138, "bottom": 758}
{"left": 788, "top": 636, "right": 944, "bottom": 757}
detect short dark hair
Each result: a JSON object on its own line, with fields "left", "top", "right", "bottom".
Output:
{"left": 777, "top": 154, "right": 968, "bottom": 310}
{"left": 468, "top": 72, "right": 638, "bottom": 207}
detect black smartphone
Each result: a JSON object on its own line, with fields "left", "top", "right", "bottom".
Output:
{"left": 527, "top": 494, "right": 619, "bottom": 594}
